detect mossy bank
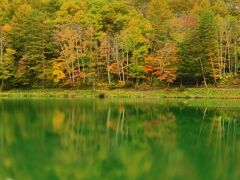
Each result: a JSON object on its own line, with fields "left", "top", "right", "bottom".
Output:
{"left": 1, "top": 88, "right": 240, "bottom": 99}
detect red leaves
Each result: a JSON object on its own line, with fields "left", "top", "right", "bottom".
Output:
{"left": 143, "top": 65, "right": 154, "bottom": 73}
{"left": 144, "top": 44, "right": 178, "bottom": 85}
{"left": 108, "top": 62, "right": 120, "bottom": 74}
{"left": 75, "top": 71, "right": 86, "bottom": 78}
{"left": 153, "top": 70, "right": 163, "bottom": 76}
{"left": 183, "top": 15, "right": 197, "bottom": 29}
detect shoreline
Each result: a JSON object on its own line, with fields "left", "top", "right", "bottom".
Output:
{"left": 1, "top": 88, "right": 240, "bottom": 99}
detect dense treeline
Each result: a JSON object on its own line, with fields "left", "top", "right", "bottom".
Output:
{"left": 0, "top": 0, "right": 239, "bottom": 89}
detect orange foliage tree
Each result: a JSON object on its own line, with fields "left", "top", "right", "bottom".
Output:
{"left": 144, "top": 44, "right": 178, "bottom": 86}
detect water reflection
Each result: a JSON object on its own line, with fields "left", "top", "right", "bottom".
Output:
{"left": 0, "top": 99, "right": 240, "bottom": 179}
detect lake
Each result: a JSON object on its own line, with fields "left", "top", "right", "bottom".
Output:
{"left": 0, "top": 98, "right": 239, "bottom": 180}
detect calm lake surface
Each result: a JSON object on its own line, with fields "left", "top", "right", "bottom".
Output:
{"left": 0, "top": 98, "right": 240, "bottom": 180}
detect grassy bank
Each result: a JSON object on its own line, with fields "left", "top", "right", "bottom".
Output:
{"left": 1, "top": 88, "right": 240, "bottom": 99}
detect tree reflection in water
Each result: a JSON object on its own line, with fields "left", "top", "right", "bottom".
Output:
{"left": 0, "top": 99, "right": 240, "bottom": 179}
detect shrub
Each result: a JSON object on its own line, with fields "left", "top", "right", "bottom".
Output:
{"left": 178, "top": 85, "right": 186, "bottom": 92}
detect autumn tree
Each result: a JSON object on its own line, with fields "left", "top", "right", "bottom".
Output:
{"left": 11, "top": 6, "right": 54, "bottom": 87}
{"left": 120, "top": 12, "right": 151, "bottom": 86}
{"left": 0, "top": 24, "right": 13, "bottom": 88}
{"left": 0, "top": 48, "right": 15, "bottom": 88}
{"left": 145, "top": 44, "right": 178, "bottom": 87}
{"left": 0, "top": 0, "right": 238, "bottom": 89}
{"left": 197, "top": 10, "right": 219, "bottom": 85}
{"left": 147, "top": 0, "right": 173, "bottom": 48}
{"left": 178, "top": 36, "right": 203, "bottom": 86}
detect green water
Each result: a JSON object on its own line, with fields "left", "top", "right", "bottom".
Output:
{"left": 0, "top": 98, "right": 240, "bottom": 180}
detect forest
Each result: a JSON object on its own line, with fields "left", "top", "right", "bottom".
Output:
{"left": 0, "top": 0, "right": 239, "bottom": 90}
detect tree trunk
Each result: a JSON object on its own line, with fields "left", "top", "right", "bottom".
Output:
{"left": 199, "top": 58, "right": 208, "bottom": 88}
{"left": 234, "top": 39, "right": 238, "bottom": 74}
{"left": 115, "top": 40, "right": 122, "bottom": 81}
{"left": 0, "top": 41, "right": 3, "bottom": 88}
{"left": 210, "top": 54, "right": 217, "bottom": 86}
{"left": 121, "top": 48, "right": 125, "bottom": 83}
{"left": 106, "top": 45, "right": 111, "bottom": 85}
{"left": 220, "top": 30, "right": 224, "bottom": 76}
{"left": 126, "top": 51, "right": 129, "bottom": 81}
